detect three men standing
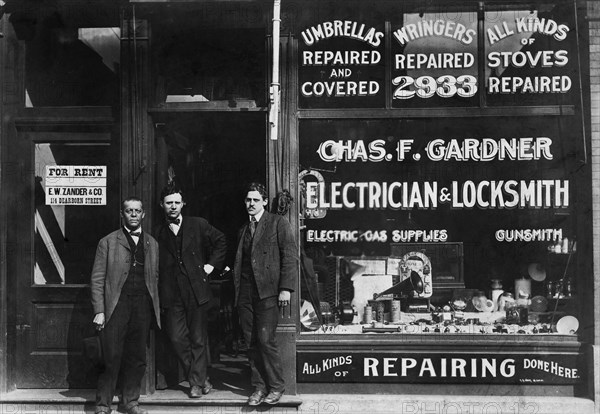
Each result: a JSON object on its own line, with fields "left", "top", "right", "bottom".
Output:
{"left": 154, "top": 185, "right": 227, "bottom": 398}
{"left": 233, "top": 183, "right": 298, "bottom": 406}
{"left": 91, "top": 197, "right": 161, "bottom": 414}
{"left": 91, "top": 183, "right": 295, "bottom": 409}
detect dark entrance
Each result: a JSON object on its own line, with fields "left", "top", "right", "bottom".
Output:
{"left": 153, "top": 111, "right": 266, "bottom": 392}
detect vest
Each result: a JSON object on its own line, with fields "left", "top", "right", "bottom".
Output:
{"left": 169, "top": 225, "right": 188, "bottom": 276}
{"left": 122, "top": 229, "right": 149, "bottom": 296}
{"left": 241, "top": 225, "right": 254, "bottom": 281}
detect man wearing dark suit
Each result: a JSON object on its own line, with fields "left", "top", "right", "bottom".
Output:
{"left": 91, "top": 197, "right": 160, "bottom": 414}
{"left": 155, "top": 185, "right": 227, "bottom": 398}
{"left": 233, "top": 183, "right": 298, "bottom": 406}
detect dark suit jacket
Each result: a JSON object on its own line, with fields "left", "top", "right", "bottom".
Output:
{"left": 233, "top": 211, "right": 298, "bottom": 305}
{"left": 155, "top": 216, "right": 227, "bottom": 307}
{"left": 90, "top": 229, "right": 161, "bottom": 327}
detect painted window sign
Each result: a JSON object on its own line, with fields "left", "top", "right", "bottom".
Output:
{"left": 297, "top": 352, "right": 583, "bottom": 385}
{"left": 484, "top": 3, "right": 577, "bottom": 106}
{"left": 390, "top": 11, "right": 479, "bottom": 108}
{"left": 298, "top": 3, "right": 577, "bottom": 108}
{"left": 44, "top": 165, "right": 107, "bottom": 206}
{"left": 298, "top": 20, "right": 386, "bottom": 108}
{"left": 300, "top": 120, "right": 570, "bottom": 215}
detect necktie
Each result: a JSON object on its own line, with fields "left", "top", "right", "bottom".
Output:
{"left": 249, "top": 217, "right": 257, "bottom": 237}
{"left": 168, "top": 217, "right": 181, "bottom": 225}
{"left": 129, "top": 230, "right": 141, "bottom": 246}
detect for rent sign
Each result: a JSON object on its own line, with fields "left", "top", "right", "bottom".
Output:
{"left": 45, "top": 165, "right": 107, "bottom": 205}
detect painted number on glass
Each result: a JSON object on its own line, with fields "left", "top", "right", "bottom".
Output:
{"left": 392, "top": 75, "right": 478, "bottom": 99}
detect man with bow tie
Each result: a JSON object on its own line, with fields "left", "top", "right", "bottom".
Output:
{"left": 90, "top": 197, "right": 161, "bottom": 414}
{"left": 233, "top": 183, "right": 298, "bottom": 406}
{"left": 155, "top": 184, "right": 227, "bottom": 398}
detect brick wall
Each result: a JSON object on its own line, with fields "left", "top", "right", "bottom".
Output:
{"left": 586, "top": 2, "right": 600, "bottom": 404}
{"left": 588, "top": 0, "right": 600, "bottom": 349}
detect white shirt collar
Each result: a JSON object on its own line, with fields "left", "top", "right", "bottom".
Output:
{"left": 124, "top": 226, "right": 142, "bottom": 244}
{"left": 250, "top": 210, "right": 265, "bottom": 223}
{"left": 124, "top": 226, "right": 142, "bottom": 235}
{"left": 169, "top": 215, "right": 182, "bottom": 236}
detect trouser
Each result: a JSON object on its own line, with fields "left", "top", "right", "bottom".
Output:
{"left": 237, "top": 278, "right": 285, "bottom": 393}
{"left": 96, "top": 294, "right": 151, "bottom": 413}
{"left": 163, "top": 287, "right": 209, "bottom": 387}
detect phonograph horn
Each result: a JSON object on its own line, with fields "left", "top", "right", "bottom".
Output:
{"left": 373, "top": 271, "right": 424, "bottom": 299}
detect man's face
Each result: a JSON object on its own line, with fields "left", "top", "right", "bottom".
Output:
{"left": 245, "top": 190, "right": 267, "bottom": 217}
{"left": 161, "top": 193, "right": 185, "bottom": 220}
{"left": 121, "top": 200, "right": 145, "bottom": 230}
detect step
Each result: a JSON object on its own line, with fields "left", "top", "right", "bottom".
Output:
{"left": 0, "top": 389, "right": 303, "bottom": 413}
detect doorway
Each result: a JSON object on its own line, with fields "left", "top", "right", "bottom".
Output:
{"left": 153, "top": 111, "right": 266, "bottom": 394}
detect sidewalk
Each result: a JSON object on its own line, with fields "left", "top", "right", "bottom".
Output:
{"left": 0, "top": 390, "right": 595, "bottom": 414}
{"left": 296, "top": 394, "right": 595, "bottom": 414}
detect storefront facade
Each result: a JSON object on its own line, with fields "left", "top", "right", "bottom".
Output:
{"left": 0, "top": 0, "right": 599, "bottom": 412}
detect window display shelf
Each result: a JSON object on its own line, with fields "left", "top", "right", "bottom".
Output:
{"left": 301, "top": 309, "right": 578, "bottom": 337}
{"left": 298, "top": 329, "right": 580, "bottom": 347}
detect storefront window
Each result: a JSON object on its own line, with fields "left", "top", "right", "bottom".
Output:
{"left": 484, "top": 3, "right": 578, "bottom": 106}
{"left": 34, "top": 143, "right": 118, "bottom": 285}
{"left": 299, "top": 117, "right": 580, "bottom": 337}
{"left": 24, "top": 14, "right": 120, "bottom": 107}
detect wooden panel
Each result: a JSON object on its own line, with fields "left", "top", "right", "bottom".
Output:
{"left": 298, "top": 105, "right": 576, "bottom": 119}
{"left": 1, "top": 5, "right": 26, "bottom": 393}
{"left": 33, "top": 304, "right": 94, "bottom": 352}
{"left": 0, "top": 6, "right": 8, "bottom": 395}
{"left": 17, "top": 353, "right": 98, "bottom": 389}
{"left": 17, "top": 303, "right": 97, "bottom": 389}
{"left": 297, "top": 334, "right": 581, "bottom": 351}
{"left": 121, "top": 15, "right": 155, "bottom": 394}
{"left": 265, "top": 34, "right": 300, "bottom": 395}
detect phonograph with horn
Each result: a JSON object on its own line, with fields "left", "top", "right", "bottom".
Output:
{"left": 373, "top": 251, "right": 434, "bottom": 312}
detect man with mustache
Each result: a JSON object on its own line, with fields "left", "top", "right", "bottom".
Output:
{"left": 233, "top": 183, "right": 298, "bottom": 406}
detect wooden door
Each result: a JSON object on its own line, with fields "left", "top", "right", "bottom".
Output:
{"left": 9, "top": 128, "right": 119, "bottom": 388}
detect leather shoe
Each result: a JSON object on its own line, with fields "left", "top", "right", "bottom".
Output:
{"left": 247, "top": 390, "right": 266, "bottom": 406}
{"left": 189, "top": 385, "right": 203, "bottom": 398}
{"left": 126, "top": 406, "right": 148, "bottom": 414}
{"left": 202, "top": 380, "right": 213, "bottom": 395}
{"left": 264, "top": 390, "right": 284, "bottom": 405}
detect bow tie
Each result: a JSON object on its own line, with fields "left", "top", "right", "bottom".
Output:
{"left": 130, "top": 231, "right": 141, "bottom": 237}
{"left": 168, "top": 217, "right": 181, "bottom": 225}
